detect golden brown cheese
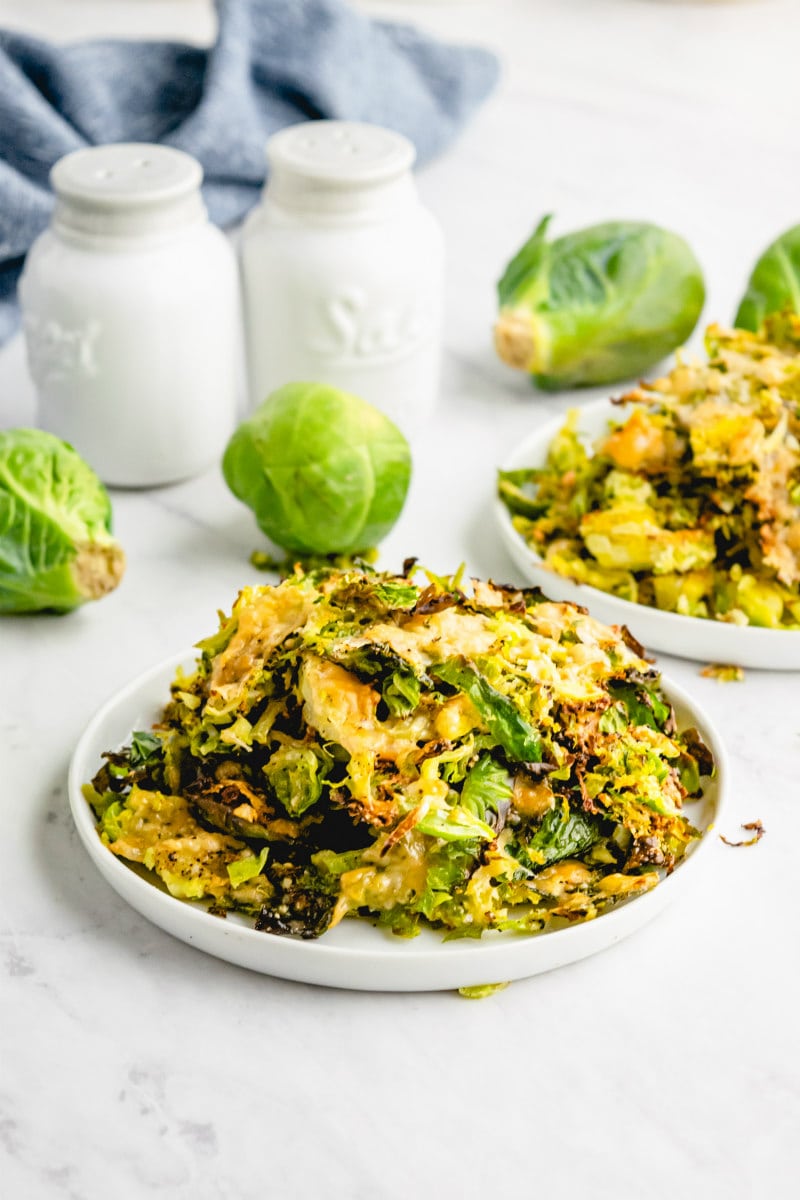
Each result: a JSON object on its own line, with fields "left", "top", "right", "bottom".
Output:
{"left": 104, "top": 787, "right": 269, "bottom": 904}
{"left": 299, "top": 656, "right": 432, "bottom": 763}
{"left": 601, "top": 407, "right": 673, "bottom": 473}
{"left": 512, "top": 773, "right": 555, "bottom": 818}
{"left": 434, "top": 693, "right": 483, "bottom": 741}
{"left": 532, "top": 860, "right": 593, "bottom": 896}
{"left": 331, "top": 832, "right": 430, "bottom": 925}
{"left": 685, "top": 399, "right": 766, "bottom": 468}
{"left": 337, "top": 599, "right": 645, "bottom": 711}
{"left": 208, "top": 582, "right": 315, "bottom": 708}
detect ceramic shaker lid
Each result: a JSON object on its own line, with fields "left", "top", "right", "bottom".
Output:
{"left": 51, "top": 144, "right": 205, "bottom": 235}
{"left": 265, "top": 121, "right": 416, "bottom": 213}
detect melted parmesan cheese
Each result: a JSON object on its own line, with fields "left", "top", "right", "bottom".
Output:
{"left": 105, "top": 787, "right": 263, "bottom": 903}
{"left": 299, "top": 656, "right": 432, "bottom": 763}
{"left": 344, "top": 608, "right": 502, "bottom": 672}
{"left": 332, "top": 832, "right": 430, "bottom": 924}
{"left": 208, "top": 582, "right": 314, "bottom": 708}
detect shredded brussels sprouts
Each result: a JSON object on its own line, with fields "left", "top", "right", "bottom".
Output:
{"left": 85, "top": 566, "right": 711, "bottom": 942}
{"left": 499, "top": 315, "right": 800, "bottom": 630}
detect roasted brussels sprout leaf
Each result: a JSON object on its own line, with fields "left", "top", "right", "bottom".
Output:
{"left": 129, "top": 731, "right": 162, "bottom": 767}
{"left": 458, "top": 982, "right": 510, "bottom": 1000}
{"left": 735, "top": 225, "right": 800, "bottom": 331}
{"left": 227, "top": 846, "right": 268, "bottom": 888}
{"left": 263, "top": 744, "right": 325, "bottom": 817}
{"left": 460, "top": 755, "right": 513, "bottom": 829}
{"left": 700, "top": 663, "right": 745, "bottom": 683}
{"left": 720, "top": 820, "right": 765, "bottom": 848}
{"left": 430, "top": 657, "right": 543, "bottom": 762}
{"left": 255, "top": 865, "right": 336, "bottom": 939}
{"left": 606, "top": 682, "right": 672, "bottom": 732}
{"left": 494, "top": 216, "right": 705, "bottom": 389}
{"left": 0, "top": 428, "right": 124, "bottom": 614}
{"left": 524, "top": 807, "right": 602, "bottom": 867}
{"left": 222, "top": 382, "right": 411, "bottom": 557}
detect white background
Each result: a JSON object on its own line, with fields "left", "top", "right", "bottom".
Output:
{"left": 1, "top": 2, "right": 799, "bottom": 1198}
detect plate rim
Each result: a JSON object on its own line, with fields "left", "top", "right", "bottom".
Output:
{"left": 68, "top": 646, "right": 727, "bottom": 988}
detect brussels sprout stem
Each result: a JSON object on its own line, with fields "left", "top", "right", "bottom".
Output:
{"left": 494, "top": 310, "right": 537, "bottom": 372}
{"left": 73, "top": 541, "right": 126, "bottom": 601}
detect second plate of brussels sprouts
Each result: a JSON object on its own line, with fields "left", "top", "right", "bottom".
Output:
{"left": 496, "top": 319, "right": 800, "bottom": 668}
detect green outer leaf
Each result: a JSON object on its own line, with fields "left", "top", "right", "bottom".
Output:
{"left": 0, "top": 428, "right": 116, "bottom": 613}
{"left": 382, "top": 669, "right": 421, "bottom": 717}
{"left": 461, "top": 754, "right": 513, "bottom": 821}
{"left": 227, "top": 847, "right": 269, "bottom": 889}
{"left": 598, "top": 705, "right": 628, "bottom": 735}
{"left": 100, "top": 800, "right": 125, "bottom": 842}
{"left": 496, "top": 471, "right": 544, "bottom": 519}
{"left": 372, "top": 580, "right": 419, "bottom": 610}
{"left": 676, "top": 752, "right": 701, "bottom": 796}
{"left": 421, "top": 844, "right": 476, "bottom": 910}
{"left": 458, "top": 982, "right": 510, "bottom": 1000}
{"left": 312, "top": 848, "right": 365, "bottom": 878}
{"left": 222, "top": 383, "right": 411, "bottom": 555}
{"left": 0, "top": 561, "right": 84, "bottom": 613}
{"left": 416, "top": 805, "right": 496, "bottom": 842}
{"left": 526, "top": 807, "right": 601, "bottom": 866}
{"left": 608, "top": 682, "right": 670, "bottom": 732}
{"left": 735, "top": 225, "right": 800, "bottom": 331}
{"left": 497, "top": 215, "right": 552, "bottom": 308}
{"left": 263, "top": 744, "right": 325, "bottom": 817}
{"left": 195, "top": 612, "right": 239, "bottom": 660}
{"left": 129, "top": 731, "right": 162, "bottom": 767}
{"left": 358, "top": 411, "right": 414, "bottom": 549}
{"left": 430, "top": 658, "right": 542, "bottom": 763}
{"left": 497, "top": 219, "right": 705, "bottom": 389}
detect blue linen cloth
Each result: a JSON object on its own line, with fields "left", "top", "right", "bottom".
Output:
{"left": 0, "top": 0, "right": 498, "bottom": 346}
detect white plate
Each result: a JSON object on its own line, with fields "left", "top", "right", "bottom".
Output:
{"left": 496, "top": 399, "right": 800, "bottom": 669}
{"left": 68, "top": 650, "right": 726, "bottom": 992}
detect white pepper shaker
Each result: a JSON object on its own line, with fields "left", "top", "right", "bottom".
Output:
{"left": 239, "top": 121, "right": 445, "bottom": 438}
{"left": 19, "top": 144, "right": 239, "bottom": 487}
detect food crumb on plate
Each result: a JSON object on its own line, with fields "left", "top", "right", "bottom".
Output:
{"left": 700, "top": 663, "right": 745, "bottom": 682}
{"left": 720, "top": 820, "right": 765, "bottom": 847}
{"left": 458, "top": 982, "right": 510, "bottom": 1000}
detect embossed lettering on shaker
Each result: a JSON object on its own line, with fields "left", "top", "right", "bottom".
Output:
{"left": 309, "top": 285, "right": 431, "bottom": 364}
{"left": 23, "top": 311, "right": 100, "bottom": 389}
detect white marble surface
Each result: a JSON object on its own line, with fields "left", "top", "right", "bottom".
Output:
{"left": 2, "top": 1, "right": 800, "bottom": 1196}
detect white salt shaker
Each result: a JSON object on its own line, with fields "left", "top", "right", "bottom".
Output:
{"left": 19, "top": 144, "right": 239, "bottom": 487}
{"left": 239, "top": 121, "right": 444, "bottom": 438}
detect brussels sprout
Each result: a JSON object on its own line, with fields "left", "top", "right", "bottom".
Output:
{"left": 494, "top": 216, "right": 705, "bottom": 389}
{"left": 0, "top": 428, "right": 124, "bottom": 614}
{"left": 735, "top": 225, "right": 800, "bottom": 331}
{"left": 222, "top": 382, "right": 411, "bottom": 556}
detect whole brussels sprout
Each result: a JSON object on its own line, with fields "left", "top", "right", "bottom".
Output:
{"left": 222, "top": 382, "right": 412, "bottom": 556}
{"left": 494, "top": 216, "right": 705, "bottom": 390}
{"left": 735, "top": 225, "right": 800, "bottom": 331}
{"left": 0, "top": 428, "right": 125, "bottom": 613}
